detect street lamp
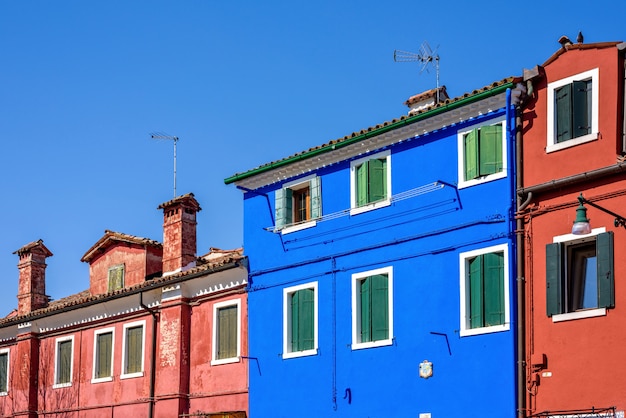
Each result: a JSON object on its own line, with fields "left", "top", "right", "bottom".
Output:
{"left": 572, "top": 193, "right": 626, "bottom": 235}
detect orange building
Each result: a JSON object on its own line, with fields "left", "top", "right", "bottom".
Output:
{"left": 519, "top": 38, "right": 626, "bottom": 417}
{"left": 0, "top": 194, "right": 248, "bottom": 418}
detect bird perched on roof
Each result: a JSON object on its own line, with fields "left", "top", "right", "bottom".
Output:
{"left": 558, "top": 35, "right": 572, "bottom": 47}
{"left": 577, "top": 31, "right": 584, "bottom": 44}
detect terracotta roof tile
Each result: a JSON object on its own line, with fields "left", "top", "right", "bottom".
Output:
{"left": 228, "top": 77, "right": 520, "bottom": 181}
{"left": 81, "top": 230, "right": 162, "bottom": 263}
{"left": 1, "top": 248, "right": 246, "bottom": 325}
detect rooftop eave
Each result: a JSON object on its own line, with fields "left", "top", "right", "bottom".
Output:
{"left": 226, "top": 81, "right": 518, "bottom": 190}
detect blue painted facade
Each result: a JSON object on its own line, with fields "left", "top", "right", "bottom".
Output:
{"left": 228, "top": 82, "right": 522, "bottom": 417}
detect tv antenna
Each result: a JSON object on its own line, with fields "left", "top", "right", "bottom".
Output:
{"left": 150, "top": 132, "right": 179, "bottom": 198}
{"left": 393, "top": 41, "right": 441, "bottom": 103}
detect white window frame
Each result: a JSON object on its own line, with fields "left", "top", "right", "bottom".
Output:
{"left": 350, "top": 150, "right": 392, "bottom": 215}
{"left": 457, "top": 116, "right": 507, "bottom": 189}
{"left": 91, "top": 327, "right": 115, "bottom": 383}
{"left": 283, "top": 282, "right": 319, "bottom": 359}
{"left": 53, "top": 335, "right": 74, "bottom": 388}
{"left": 551, "top": 227, "right": 607, "bottom": 323}
{"left": 0, "top": 348, "right": 9, "bottom": 395}
{"left": 459, "top": 243, "right": 510, "bottom": 337}
{"left": 280, "top": 174, "right": 319, "bottom": 234}
{"left": 351, "top": 266, "right": 394, "bottom": 350}
{"left": 211, "top": 299, "right": 241, "bottom": 365}
{"left": 121, "top": 320, "right": 145, "bottom": 379}
{"left": 546, "top": 68, "right": 599, "bottom": 153}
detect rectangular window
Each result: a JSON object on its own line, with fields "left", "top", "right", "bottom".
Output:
{"left": 283, "top": 282, "right": 318, "bottom": 359}
{"left": 546, "top": 229, "right": 613, "bottom": 320}
{"left": 351, "top": 267, "right": 393, "bottom": 350}
{"left": 457, "top": 118, "right": 507, "bottom": 189}
{"left": 0, "top": 349, "right": 8, "bottom": 395}
{"left": 212, "top": 299, "right": 241, "bottom": 365}
{"left": 275, "top": 175, "right": 321, "bottom": 232}
{"left": 54, "top": 336, "right": 74, "bottom": 387}
{"left": 108, "top": 264, "right": 125, "bottom": 292}
{"left": 350, "top": 151, "right": 391, "bottom": 215}
{"left": 460, "top": 244, "right": 510, "bottom": 336}
{"left": 546, "top": 68, "right": 599, "bottom": 152}
{"left": 121, "top": 321, "right": 145, "bottom": 378}
{"left": 92, "top": 328, "right": 114, "bottom": 382}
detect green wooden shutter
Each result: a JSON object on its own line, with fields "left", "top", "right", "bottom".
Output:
{"left": 218, "top": 305, "right": 237, "bottom": 359}
{"left": 58, "top": 340, "right": 72, "bottom": 384}
{"left": 360, "top": 278, "right": 371, "bottom": 342}
{"left": 108, "top": 265, "right": 124, "bottom": 292}
{"left": 596, "top": 231, "right": 614, "bottom": 309}
{"left": 275, "top": 188, "right": 293, "bottom": 229}
{"left": 368, "top": 158, "right": 387, "bottom": 204}
{"left": 371, "top": 274, "right": 389, "bottom": 341}
{"left": 464, "top": 129, "right": 479, "bottom": 180}
{"left": 96, "top": 332, "right": 112, "bottom": 378}
{"left": 0, "top": 353, "right": 7, "bottom": 392}
{"left": 546, "top": 243, "right": 563, "bottom": 316}
{"left": 356, "top": 162, "right": 369, "bottom": 207}
{"left": 310, "top": 177, "right": 321, "bottom": 220}
{"left": 555, "top": 84, "right": 572, "bottom": 143}
{"left": 126, "top": 326, "right": 142, "bottom": 374}
{"left": 469, "top": 256, "right": 484, "bottom": 328}
{"left": 290, "top": 292, "right": 300, "bottom": 351}
{"left": 572, "top": 80, "right": 590, "bottom": 138}
{"left": 298, "top": 289, "right": 314, "bottom": 351}
{"left": 479, "top": 124, "right": 503, "bottom": 176}
{"left": 483, "top": 252, "right": 504, "bottom": 326}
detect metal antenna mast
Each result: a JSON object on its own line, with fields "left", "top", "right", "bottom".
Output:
{"left": 150, "top": 132, "right": 179, "bottom": 198}
{"left": 393, "top": 41, "right": 441, "bottom": 103}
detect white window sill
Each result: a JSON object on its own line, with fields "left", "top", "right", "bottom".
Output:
{"left": 351, "top": 338, "right": 393, "bottom": 350}
{"left": 459, "top": 323, "right": 510, "bottom": 337}
{"left": 457, "top": 171, "right": 507, "bottom": 189}
{"left": 552, "top": 308, "right": 606, "bottom": 322}
{"left": 350, "top": 199, "right": 391, "bottom": 216}
{"left": 91, "top": 376, "right": 113, "bottom": 384}
{"left": 546, "top": 132, "right": 598, "bottom": 153}
{"left": 0, "top": 391, "right": 7, "bottom": 397}
{"left": 211, "top": 356, "right": 240, "bottom": 366}
{"left": 120, "top": 371, "right": 144, "bottom": 380}
{"left": 282, "top": 348, "right": 318, "bottom": 359}
{"left": 281, "top": 220, "right": 317, "bottom": 234}
{"left": 53, "top": 382, "right": 72, "bottom": 389}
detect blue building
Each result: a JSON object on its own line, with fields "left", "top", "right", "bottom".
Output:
{"left": 225, "top": 80, "right": 525, "bottom": 417}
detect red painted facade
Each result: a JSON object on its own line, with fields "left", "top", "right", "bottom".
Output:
{"left": 520, "top": 41, "right": 626, "bottom": 416}
{"left": 0, "top": 193, "right": 248, "bottom": 418}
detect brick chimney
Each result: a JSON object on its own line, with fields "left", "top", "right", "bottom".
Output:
{"left": 405, "top": 86, "right": 449, "bottom": 115}
{"left": 14, "top": 240, "right": 52, "bottom": 315}
{"left": 158, "top": 193, "right": 201, "bottom": 274}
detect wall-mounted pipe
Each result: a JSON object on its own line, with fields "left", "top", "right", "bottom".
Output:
{"left": 140, "top": 292, "right": 158, "bottom": 418}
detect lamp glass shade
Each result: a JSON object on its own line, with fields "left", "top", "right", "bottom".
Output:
{"left": 572, "top": 221, "right": 591, "bottom": 235}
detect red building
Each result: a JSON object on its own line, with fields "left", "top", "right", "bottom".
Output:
{"left": 519, "top": 38, "right": 626, "bottom": 417}
{"left": 0, "top": 193, "right": 248, "bottom": 418}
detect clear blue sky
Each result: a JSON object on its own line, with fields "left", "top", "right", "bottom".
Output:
{"left": 1, "top": 0, "right": 624, "bottom": 317}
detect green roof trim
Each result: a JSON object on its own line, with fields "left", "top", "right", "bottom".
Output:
{"left": 224, "top": 81, "right": 515, "bottom": 185}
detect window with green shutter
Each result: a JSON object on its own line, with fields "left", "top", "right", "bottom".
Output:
{"left": 283, "top": 283, "right": 318, "bottom": 358}
{"left": 212, "top": 300, "right": 241, "bottom": 364}
{"left": 275, "top": 176, "right": 321, "bottom": 231}
{"left": 467, "top": 252, "right": 505, "bottom": 329}
{"left": 555, "top": 80, "right": 592, "bottom": 143}
{"left": 546, "top": 231, "right": 613, "bottom": 317}
{"left": 55, "top": 338, "right": 73, "bottom": 385}
{"left": 217, "top": 305, "right": 238, "bottom": 360}
{"left": 108, "top": 264, "right": 125, "bottom": 292}
{"left": 352, "top": 267, "right": 393, "bottom": 349}
{"left": 94, "top": 331, "right": 113, "bottom": 379}
{"left": 546, "top": 69, "right": 598, "bottom": 153}
{"left": 0, "top": 351, "right": 8, "bottom": 393}
{"left": 355, "top": 158, "right": 388, "bottom": 207}
{"left": 460, "top": 244, "right": 509, "bottom": 336}
{"left": 124, "top": 325, "right": 143, "bottom": 375}
{"left": 463, "top": 123, "right": 503, "bottom": 181}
